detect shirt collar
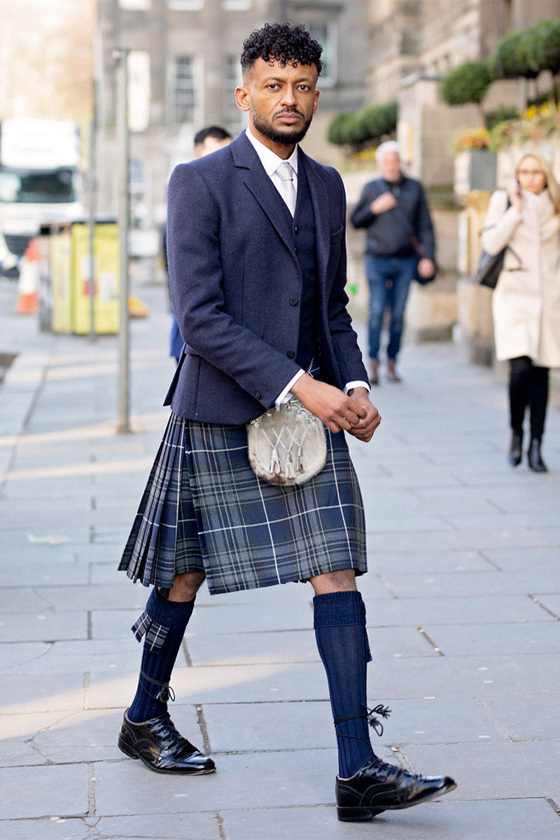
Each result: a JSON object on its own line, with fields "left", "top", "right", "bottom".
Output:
{"left": 245, "top": 128, "right": 299, "bottom": 177}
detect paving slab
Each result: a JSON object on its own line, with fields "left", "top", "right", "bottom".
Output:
{"left": 92, "top": 813, "right": 221, "bottom": 840}
{"left": 0, "top": 637, "right": 150, "bottom": 676}
{"left": 361, "top": 594, "right": 549, "bottom": 626}
{"left": 365, "top": 527, "right": 553, "bottom": 555}
{"left": 95, "top": 749, "right": 337, "bottom": 815}
{"left": 202, "top": 695, "right": 500, "bottom": 754}
{"left": 220, "top": 799, "right": 560, "bottom": 840}
{"left": 480, "top": 545, "right": 560, "bottom": 570}
{"left": 31, "top": 707, "right": 200, "bottom": 765}
{"left": 477, "top": 694, "right": 559, "bottom": 741}
{"left": 0, "top": 611, "right": 86, "bottom": 642}
{"left": 0, "top": 817, "right": 91, "bottom": 840}
{"left": 366, "top": 651, "right": 559, "bottom": 699}
{"left": 404, "top": 741, "right": 560, "bottom": 801}
{"left": 185, "top": 625, "right": 438, "bottom": 666}
{"left": 376, "top": 568, "right": 560, "bottom": 599}
{"left": 422, "top": 620, "right": 560, "bottom": 657}
{"left": 88, "top": 662, "right": 332, "bottom": 709}
{"left": 0, "top": 763, "right": 89, "bottom": 819}
{"left": 535, "top": 593, "right": 560, "bottom": 617}
{"left": 0, "top": 673, "right": 85, "bottom": 713}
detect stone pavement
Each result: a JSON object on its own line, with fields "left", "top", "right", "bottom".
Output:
{"left": 0, "top": 274, "right": 559, "bottom": 840}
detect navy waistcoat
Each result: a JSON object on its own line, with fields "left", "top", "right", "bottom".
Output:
{"left": 292, "top": 162, "right": 318, "bottom": 370}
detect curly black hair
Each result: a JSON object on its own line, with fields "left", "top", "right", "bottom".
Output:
{"left": 240, "top": 22, "right": 323, "bottom": 76}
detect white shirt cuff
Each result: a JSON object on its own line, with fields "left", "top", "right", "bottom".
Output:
{"left": 345, "top": 380, "right": 370, "bottom": 394}
{"left": 275, "top": 369, "right": 305, "bottom": 407}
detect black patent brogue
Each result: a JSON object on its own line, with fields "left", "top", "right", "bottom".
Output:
{"left": 336, "top": 756, "right": 456, "bottom": 821}
{"left": 118, "top": 710, "right": 216, "bottom": 775}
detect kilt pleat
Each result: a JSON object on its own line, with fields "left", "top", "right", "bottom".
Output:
{"left": 119, "top": 414, "right": 201, "bottom": 588}
{"left": 119, "top": 412, "right": 367, "bottom": 595}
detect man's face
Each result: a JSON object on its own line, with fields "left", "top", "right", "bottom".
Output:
{"left": 235, "top": 58, "right": 320, "bottom": 155}
{"left": 378, "top": 151, "right": 402, "bottom": 184}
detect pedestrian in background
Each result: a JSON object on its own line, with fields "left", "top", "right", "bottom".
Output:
{"left": 481, "top": 152, "right": 560, "bottom": 472}
{"left": 117, "top": 22, "right": 455, "bottom": 822}
{"left": 351, "top": 141, "right": 436, "bottom": 384}
{"left": 168, "top": 126, "right": 232, "bottom": 362}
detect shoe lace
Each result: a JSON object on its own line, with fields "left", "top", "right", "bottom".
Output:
{"left": 153, "top": 712, "right": 199, "bottom": 756}
{"left": 365, "top": 755, "right": 417, "bottom": 789}
{"left": 139, "top": 670, "right": 176, "bottom": 703}
{"left": 365, "top": 704, "right": 391, "bottom": 737}
{"left": 334, "top": 703, "right": 392, "bottom": 743}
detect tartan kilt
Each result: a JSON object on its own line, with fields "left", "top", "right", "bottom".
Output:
{"left": 119, "top": 411, "right": 367, "bottom": 595}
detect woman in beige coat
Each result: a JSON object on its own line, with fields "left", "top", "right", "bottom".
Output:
{"left": 481, "top": 153, "right": 560, "bottom": 472}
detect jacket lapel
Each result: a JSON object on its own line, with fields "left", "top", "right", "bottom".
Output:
{"left": 231, "top": 133, "right": 296, "bottom": 251}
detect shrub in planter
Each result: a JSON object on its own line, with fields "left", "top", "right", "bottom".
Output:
{"left": 327, "top": 102, "right": 397, "bottom": 150}
{"left": 440, "top": 59, "right": 492, "bottom": 109}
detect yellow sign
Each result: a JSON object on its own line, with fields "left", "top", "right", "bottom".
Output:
{"left": 71, "top": 222, "right": 120, "bottom": 334}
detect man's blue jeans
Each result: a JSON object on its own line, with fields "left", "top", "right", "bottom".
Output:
{"left": 365, "top": 254, "right": 418, "bottom": 362}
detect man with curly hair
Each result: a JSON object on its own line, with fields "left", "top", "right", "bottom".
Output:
{"left": 117, "top": 22, "right": 456, "bottom": 821}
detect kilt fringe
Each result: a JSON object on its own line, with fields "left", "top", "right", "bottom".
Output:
{"left": 131, "top": 610, "right": 169, "bottom": 652}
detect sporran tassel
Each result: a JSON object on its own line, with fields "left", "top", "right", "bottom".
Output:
{"left": 270, "top": 446, "right": 281, "bottom": 475}
{"left": 285, "top": 451, "right": 295, "bottom": 479}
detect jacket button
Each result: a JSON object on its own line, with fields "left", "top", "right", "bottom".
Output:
{"left": 255, "top": 391, "right": 262, "bottom": 400}
{"left": 294, "top": 226, "right": 300, "bottom": 234}
{"left": 286, "top": 350, "right": 295, "bottom": 359}
{"left": 289, "top": 297, "right": 298, "bottom": 306}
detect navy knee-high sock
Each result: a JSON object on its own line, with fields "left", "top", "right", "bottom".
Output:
{"left": 128, "top": 588, "right": 194, "bottom": 724}
{"left": 314, "top": 590, "right": 374, "bottom": 778}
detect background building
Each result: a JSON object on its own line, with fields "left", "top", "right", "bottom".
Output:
{"left": 96, "top": 0, "right": 369, "bottom": 230}
{"left": 364, "top": 0, "right": 560, "bottom": 187}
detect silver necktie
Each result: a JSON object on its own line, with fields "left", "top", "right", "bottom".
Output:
{"left": 276, "top": 161, "right": 296, "bottom": 216}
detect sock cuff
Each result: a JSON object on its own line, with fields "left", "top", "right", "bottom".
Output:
{"left": 313, "top": 590, "right": 366, "bottom": 627}
{"left": 146, "top": 587, "right": 195, "bottom": 629}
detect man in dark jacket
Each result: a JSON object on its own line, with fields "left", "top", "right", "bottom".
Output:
{"left": 118, "top": 24, "right": 455, "bottom": 822}
{"left": 351, "top": 142, "right": 435, "bottom": 383}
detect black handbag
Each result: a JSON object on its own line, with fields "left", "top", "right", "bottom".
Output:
{"left": 477, "top": 197, "right": 522, "bottom": 290}
{"left": 475, "top": 248, "right": 507, "bottom": 289}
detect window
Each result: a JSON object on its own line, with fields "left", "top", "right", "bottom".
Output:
{"left": 128, "top": 51, "right": 151, "bottom": 133}
{"left": 222, "top": 0, "right": 251, "bottom": 9}
{"left": 0, "top": 167, "right": 78, "bottom": 204}
{"left": 119, "top": 0, "right": 151, "bottom": 9}
{"left": 168, "top": 1, "right": 204, "bottom": 10}
{"left": 170, "top": 56, "right": 197, "bottom": 124}
{"left": 308, "top": 21, "right": 337, "bottom": 87}
{"left": 224, "top": 55, "right": 243, "bottom": 128}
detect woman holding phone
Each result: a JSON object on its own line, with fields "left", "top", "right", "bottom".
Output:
{"left": 481, "top": 153, "right": 560, "bottom": 472}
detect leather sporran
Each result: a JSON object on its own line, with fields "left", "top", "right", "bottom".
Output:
{"left": 247, "top": 397, "right": 327, "bottom": 485}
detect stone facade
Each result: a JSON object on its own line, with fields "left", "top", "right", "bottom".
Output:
{"left": 364, "top": 0, "right": 560, "bottom": 187}
{"left": 96, "top": 0, "right": 369, "bottom": 226}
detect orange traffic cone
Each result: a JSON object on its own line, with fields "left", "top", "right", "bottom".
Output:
{"left": 16, "top": 238, "right": 40, "bottom": 314}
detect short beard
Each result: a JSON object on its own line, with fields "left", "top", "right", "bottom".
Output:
{"left": 251, "top": 111, "right": 313, "bottom": 146}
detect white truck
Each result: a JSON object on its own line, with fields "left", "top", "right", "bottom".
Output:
{"left": 0, "top": 119, "right": 84, "bottom": 274}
